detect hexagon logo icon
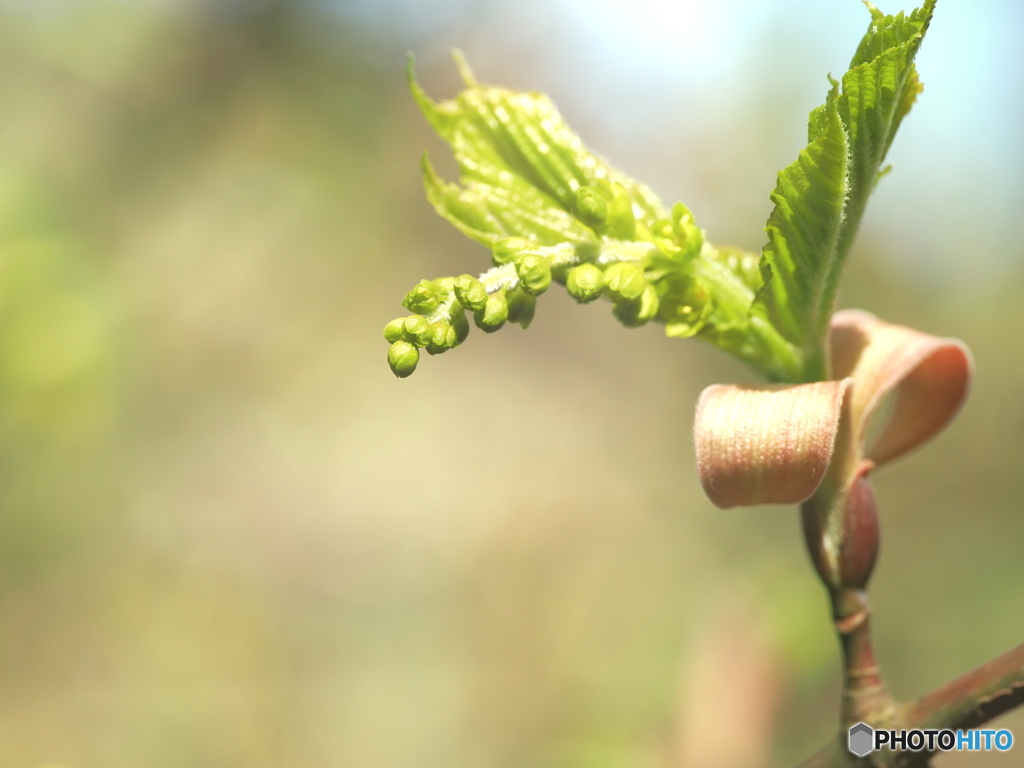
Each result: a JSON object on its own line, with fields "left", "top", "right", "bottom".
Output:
{"left": 848, "top": 722, "right": 874, "bottom": 757}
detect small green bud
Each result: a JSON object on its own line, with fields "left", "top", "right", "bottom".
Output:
{"left": 566, "top": 263, "right": 604, "bottom": 303}
{"left": 612, "top": 284, "right": 660, "bottom": 328}
{"left": 402, "top": 279, "right": 443, "bottom": 315}
{"left": 612, "top": 298, "right": 640, "bottom": 327}
{"left": 573, "top": 186, "right": 609, "bottom": 229}
{"left": 515, "top": 254, "right": 552, "bottom": 296}
{"left": 572, "top": 181, "right": 634, "bottom": 238}
{"left": 604, "top": 262, "right": 647, "bottom": 302}
{"left": 403, "top": 315, "right": 433, "bottom": 346}
{"left": 383, "top": 318, "right": 406, "bottom": 343}
{"left": 637, "top": 284, "right": 660, "bottom": 322}
{"left": 474, "top": 292, "right": 508, "bottom": 332}
{"left": 671, "top": 201, "right": 704, "bottom": 259}
{"left": 506, "top": 288, "right": 536, "bottom": 329}
{"left": 652, "top": 219, "right": 674, "bottom": 239}
{"left": 388, "top": 340, "right": 419, "bottom": 378}
{"left": 660, "top": 277, "right": 712, "bottom": 338}
{"left": 602, "top": 181, "right": 637, "bottom": 240}
{"left": 426, "top": 321, "right": 458, "bottom": 355}
{"left": 651, "top": 218, "right": 683, "bottom": 260}
{"left": 450, "top": 310, "right": 470, "bottom": 344}
{"left": 453, "top": 274, "right": 488, "bottom": 311}
{"left": 518, "top": 295, "right": 536, "bottom": 328}
{"left": 492, "top": 237, "right": 530, "bottom": 266}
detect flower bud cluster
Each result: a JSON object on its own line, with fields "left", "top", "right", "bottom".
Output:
{"left": 383, "top": 264, "right": 538, "bottom": 377}
{"left": 384, "top": 223, "right": 714, "bottom": 376}
{"left": 383, "top": 191, "right": 734, "bottom": 377}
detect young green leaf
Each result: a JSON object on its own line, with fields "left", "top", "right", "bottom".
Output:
{"left": 756, "top": 81, "right": 849, "bottom": 380}
{"left": 755, "top": 0, "right": 935, "bottom": 381}
{"left": 838, "top": 1, "right": 934, "bottom": 252}
{"left": 409, "top": 53, "right": 666, "bottom": 250}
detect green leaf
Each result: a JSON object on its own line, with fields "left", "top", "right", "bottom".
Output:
{"left": 838, "top": 1, "right": 934, "bottom": 242}
{"left": 409, "top": 53, "right": 665, "bottom": 250}
{"left": 421, "top": 154, "right": 591, "bottom": 246}
{"left": 754, "top": 0, "right": 935, "bottom": 381}
{"left": 757, "top": 81, "right": 849, "bottom": 378}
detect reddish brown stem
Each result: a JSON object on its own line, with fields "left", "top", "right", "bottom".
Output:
{"left": 802, "top": 473, "right": 895, "bottom": 728}
{"left": 902, "top": 642, "right": 1024, "bottom": 732}
{"left": 833, "top": 588, "right": 894, "bottom": 728}
{"left": 796, "top": 643, "right": 1024, "bottom": 768}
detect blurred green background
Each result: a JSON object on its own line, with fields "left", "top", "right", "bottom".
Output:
{"left": 1, "top": 1, "right": 1022, "bottom": 766}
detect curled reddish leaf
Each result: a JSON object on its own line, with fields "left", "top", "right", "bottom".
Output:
{"left": 694, "top": 311, "right": 972, "bottom": 511}
{"left": 694, "top": 380, "right": 851, "bottom": 509}
{"left": 830, "top": 309, "right": 973, "bottom": 467}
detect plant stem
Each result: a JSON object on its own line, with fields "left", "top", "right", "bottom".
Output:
{"left": 795, "top": 643, "right": 1024, "bottom": 767}
{"left": 901, "top": 642, "right": 1024, "bottom": 732}
{"left": 801, "top": 460, "right": 894, "bottom": 728}
{"left": 832, "top": 588, "right": 895, "bottom": 728}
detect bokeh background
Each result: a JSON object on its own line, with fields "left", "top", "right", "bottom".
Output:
{"left": 1, "top": 0, "right": 1022, "bottom": 766}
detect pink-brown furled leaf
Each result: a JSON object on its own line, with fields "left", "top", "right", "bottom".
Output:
{"left": 694, "top": 380, "right": 851, "bottom": 509}
{"left": 829, "top": 310, "right": 973, "bottom": 467}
